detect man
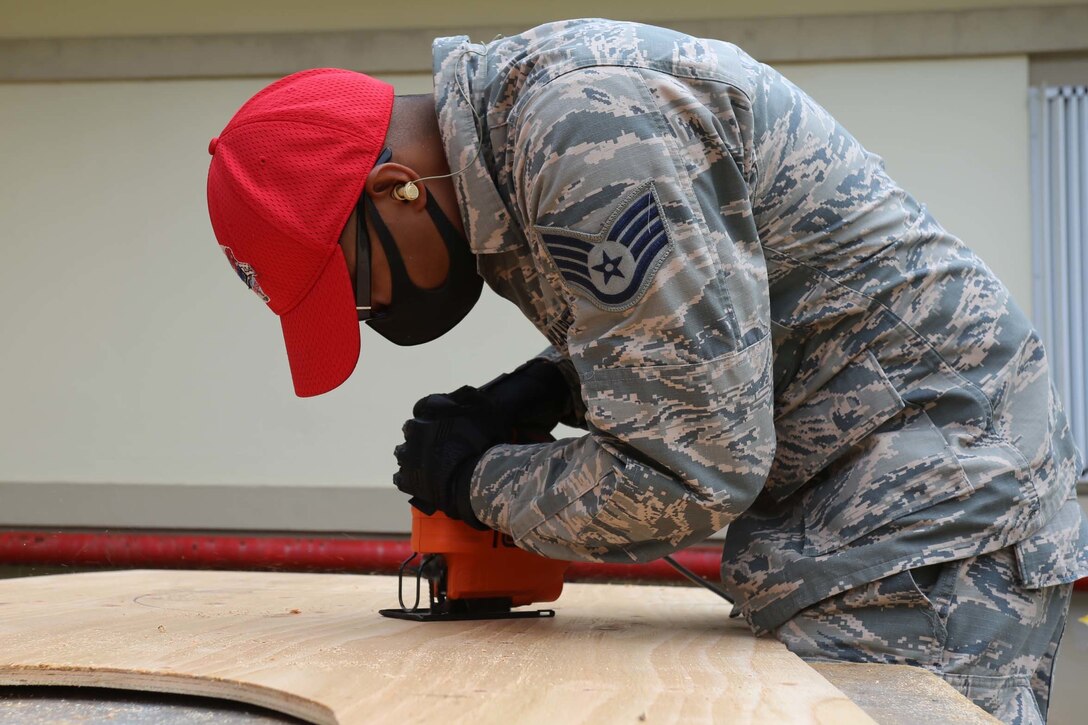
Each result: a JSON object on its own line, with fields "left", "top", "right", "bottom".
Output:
{"left": 206, "top": 19, "right": 1087, "bottom": 722}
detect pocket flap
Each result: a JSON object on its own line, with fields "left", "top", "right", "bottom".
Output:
{"left": 766, "top": 350, "right": 905, "bottom": 501}
{"left": 1014, "top": 496, "right": 1088, "bottom": 589}
{"left": 507, "top": 446, "right": 607, "bottom": 542}
{"left": 802, "top": 407, "right": 974, "bottom": 556}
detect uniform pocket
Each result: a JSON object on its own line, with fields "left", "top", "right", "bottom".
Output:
{"left": 802, "top": 405, "right": 974, "bottom": 556}
{"left": 507, "top": 454, "right": 615, "bottom": 543}
{"left": 1014, "top": 495, "right": 1088, "bottom": 589}
{"left": 580, "top": 334, "right": 773, "bottom": 497}
{"left": 766, "top": 349, "right": 905, "bottom": 501}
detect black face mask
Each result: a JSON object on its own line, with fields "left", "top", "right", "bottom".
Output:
{"left": 360, "top": 191, "right": 483, "bottom": 346}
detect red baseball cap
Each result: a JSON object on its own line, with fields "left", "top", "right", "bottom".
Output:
{"left": 206, "top": 68, "right": 394, "bottom": 397}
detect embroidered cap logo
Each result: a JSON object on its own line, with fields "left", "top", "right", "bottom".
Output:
{"left": 220, "top": 245, "right": 270, "bottom": 303}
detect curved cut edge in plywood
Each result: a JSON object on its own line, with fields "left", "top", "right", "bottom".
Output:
{"left": 0, "top": 666, "right": 334, "bottom": 725}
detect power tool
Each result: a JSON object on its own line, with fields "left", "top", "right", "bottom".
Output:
{"left": 377, "top": 507, "right": 732, "bottom": 621}
{"left": 379, "top": 508, "right": 570, "bottom": 621}
{"left": 380, "top": 360, "right": 575, "bottom": 622}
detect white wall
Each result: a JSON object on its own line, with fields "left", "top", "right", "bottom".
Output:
{"left": 0, "top": 54, "right": 1031, "bottom": 523}
{"left": 0, "top": 73, "right": 549, "bottom": 492}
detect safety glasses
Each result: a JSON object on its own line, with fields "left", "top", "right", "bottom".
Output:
{"left": 355, "top": 147, "right": 393, "bottom": 321}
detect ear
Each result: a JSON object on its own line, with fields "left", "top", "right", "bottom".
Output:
{"left": 365, "top": 162, "right": 428, "bottom": 210}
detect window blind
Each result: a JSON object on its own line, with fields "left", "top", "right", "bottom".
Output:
{"left": 1030, "top": 85, "right": 1088, "bottom": 480}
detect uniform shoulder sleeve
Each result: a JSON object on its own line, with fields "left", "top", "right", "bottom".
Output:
{"left": 467, "top": 65, "right": 775, "bottom": 562}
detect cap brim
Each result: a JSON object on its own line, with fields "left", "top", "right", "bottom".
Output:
{"left": 280, "top": 246, "right": 360, "bottom": 397}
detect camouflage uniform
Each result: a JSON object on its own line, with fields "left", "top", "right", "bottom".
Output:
{"left": 430, "top": 19, "right": 1088, "bottom": 720}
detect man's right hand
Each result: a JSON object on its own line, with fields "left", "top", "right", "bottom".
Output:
{"left": 394, "top": 386, "right": 508, "bottom": 529}
{"left": 471, "top": 357, "right": 575, "bottom": 438}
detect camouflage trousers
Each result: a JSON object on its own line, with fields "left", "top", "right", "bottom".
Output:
{"left": 774, "top": 546, "right": 1072, "bottom": 724}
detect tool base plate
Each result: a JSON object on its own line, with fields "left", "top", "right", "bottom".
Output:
{"left": 378, "top": 607, "right": 556, "bottom": 622}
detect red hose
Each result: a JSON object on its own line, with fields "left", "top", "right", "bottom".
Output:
{"left": 0, "top": 530, "right": 724, "bottom": 584}
{"left": 2, "top": 530, "right": 1085, "bottom": 590}
{"left": 0, "top": 531, "right": 407, "bottom": 573}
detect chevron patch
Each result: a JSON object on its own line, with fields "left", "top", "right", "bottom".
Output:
{"left": 537, "top": 183, "right": 673, "bottom": 311}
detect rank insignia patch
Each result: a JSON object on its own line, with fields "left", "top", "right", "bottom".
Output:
{"left": 537, "top": 183, "right": 673, "bottom": 311}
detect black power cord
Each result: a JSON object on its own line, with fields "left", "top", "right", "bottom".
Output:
{"left": 662, "top": 555, "right": 734, "bottom": 604}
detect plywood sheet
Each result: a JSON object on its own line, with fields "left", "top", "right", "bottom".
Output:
{"left": 0, "top": 570, "right": 871, "bottom": 724}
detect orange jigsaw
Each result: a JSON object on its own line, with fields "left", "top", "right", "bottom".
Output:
{"left": 379, "top": 508, "right": 570, "bottom": 621}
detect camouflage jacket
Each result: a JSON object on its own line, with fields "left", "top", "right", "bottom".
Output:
{"left": 431, "top": 19, "right": 1088, "bottom": 633}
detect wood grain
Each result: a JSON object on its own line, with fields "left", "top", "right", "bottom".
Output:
{"left": 0, "top": 570, "right": 872, "bottom": 724}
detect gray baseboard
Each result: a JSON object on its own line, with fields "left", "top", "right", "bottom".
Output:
{"left": 0, "top": 482, "right": 410, "bottom": 534}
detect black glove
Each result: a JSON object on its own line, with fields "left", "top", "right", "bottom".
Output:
{"left": 393, "top": 386, "right": 508, "bottom": 529}
{"left": 473, "top": 358, "right": 578, "bottom": 437}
